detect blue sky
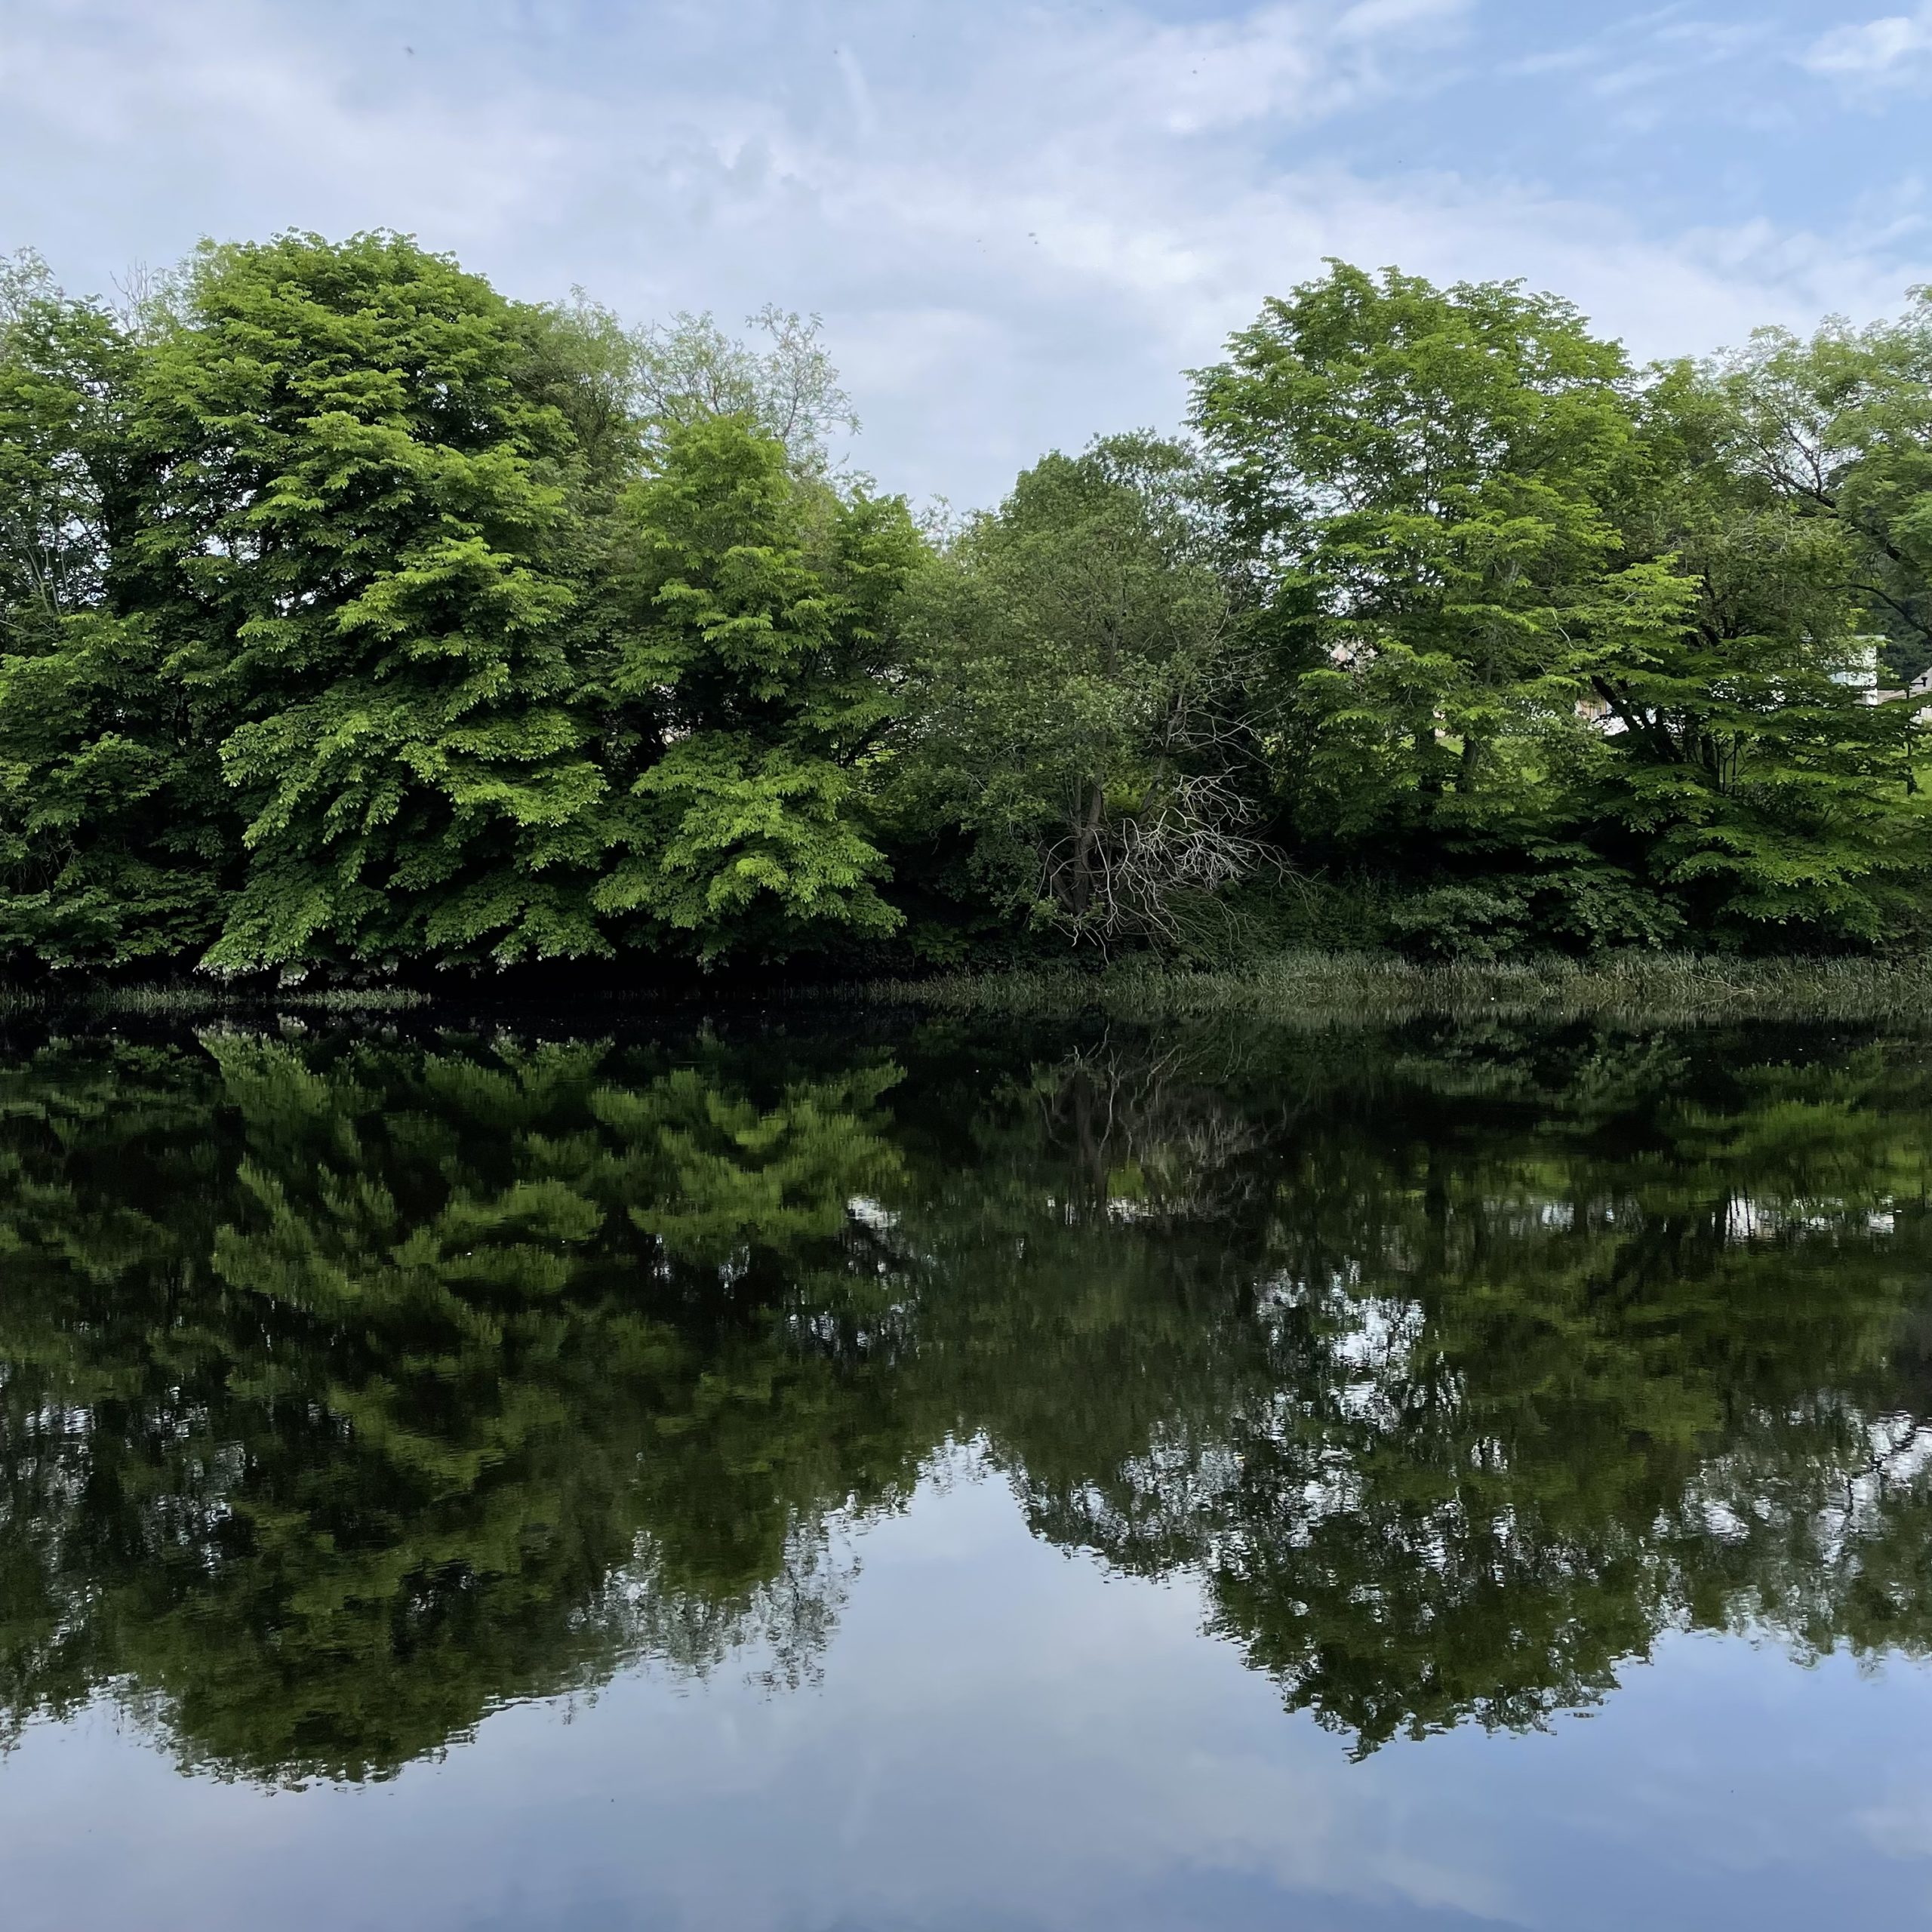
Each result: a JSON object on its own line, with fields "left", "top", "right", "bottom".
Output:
{"left": 1, "top": 0, "right": 1927, "bottom": 504}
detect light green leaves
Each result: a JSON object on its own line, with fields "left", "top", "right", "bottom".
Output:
{"left": 591, "top": 414, "right": 918, "bottom": 958}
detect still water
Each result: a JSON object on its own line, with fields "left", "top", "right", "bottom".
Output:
{"left": 4, "top": 1011, "right": 1932, "bottom": 1928}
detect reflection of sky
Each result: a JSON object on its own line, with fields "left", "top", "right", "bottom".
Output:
{"left": 7, "top": 1460, "right": 1932, "bottom": 1932}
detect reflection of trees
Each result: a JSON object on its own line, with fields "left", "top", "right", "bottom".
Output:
{"left": 2, "top": 1020, "right": 1932, "bottom": 1778}
{"left": 0, "top": 1034, "right": 928, "bottom": 1782}
{"left": 977, "top": 1029, "right": 1932, "bottom": 1749}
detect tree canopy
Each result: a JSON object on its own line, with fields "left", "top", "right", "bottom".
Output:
{"left": 2, "top": 234, "right": 1930, "bottom": 974}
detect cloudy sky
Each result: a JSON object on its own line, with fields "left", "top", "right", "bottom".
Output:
{"left": 1, "top": 0, "right": 1927, "bottom": 505}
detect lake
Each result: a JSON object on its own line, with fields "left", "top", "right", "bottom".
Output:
{"left": 3, "top": 1008, "right": 1932, "bottom": 1930}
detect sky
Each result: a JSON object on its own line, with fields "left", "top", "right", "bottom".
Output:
{"left": 0, "top": 0, "right": 1927, "bottom": 506}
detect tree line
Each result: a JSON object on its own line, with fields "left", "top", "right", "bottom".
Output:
{"left": 2, "top": 231, "right": 1930, "bottom": 977}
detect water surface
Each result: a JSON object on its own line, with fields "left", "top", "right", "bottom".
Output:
{"left": 3, "top": 1012, "right": 1932, "bottom": 1928}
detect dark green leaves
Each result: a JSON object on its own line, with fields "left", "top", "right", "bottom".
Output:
{"left": 1, "top": 236, "right": 1928, "bottom": 972}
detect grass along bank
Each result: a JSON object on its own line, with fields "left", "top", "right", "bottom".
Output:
{"left": 865, "top": 952, "right": 1932, "bottom": 1026}
{"left": 0, "top": 983, "right": 433, "bottom": 1022}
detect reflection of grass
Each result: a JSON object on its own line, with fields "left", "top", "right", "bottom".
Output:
{"left": 65, "top": 984, "right": 431, "bottom": 1017}
{"left": 866, "top": 951, "right": 1932, "bottom": 1026}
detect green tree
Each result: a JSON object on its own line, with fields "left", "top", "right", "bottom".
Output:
{"left": 0, "top": 259, "right": 233, "bottom": 966}
{"left": 1577, "top": 362, "right": 1931, "bottom": 943}
{"left": 1712, "top": 294, "right": 1932, "bottom": 687}
{"left": 1190, "top": 266, "right": 1658, "bottom": 888}
{"left": 1191, "top": 263, "right": 1693, "bottom": 955}
{"left": 1193, "top": 263, "right": 1932, "bottom": 953}
{"left": 589, "top": 414, "right": 923, "bottom": 958}
{"left": 131, "top": 232, "right": 615, "bottom": 973}
{"left": 629, "top": 304, "right": 860, "bottom": 483}
{"left": 893, "top": 435, "right": 1265, "bottom": 952}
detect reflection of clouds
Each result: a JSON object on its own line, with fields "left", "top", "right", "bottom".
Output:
{"left": 1804, "top": 7, "right": 1932, "bottom": 87}
{"left": 645, "top": 1463, "right": 1522, "bottom": 1928}
{"left": 12, "top": 1470, "right": 1932, "bottom": 1931}
{"left": 1859, "top": 1789, "right": 1932, "bottom": 1858}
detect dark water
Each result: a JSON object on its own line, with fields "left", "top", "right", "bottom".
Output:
{"left": 5, "top": 1012, "right": 1932, "bottom": 1930}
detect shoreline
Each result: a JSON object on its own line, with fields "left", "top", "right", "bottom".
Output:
{"left": 860, "top": 951, "right": 1932, "bottom": 1026}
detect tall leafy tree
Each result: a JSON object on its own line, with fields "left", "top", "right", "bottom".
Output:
{"left": 1712, "top": 295, "right": 1932, "bottom": 687}
{"left": 1191, "top": 264, "right": 1654, "bottom": 846}
{"left": 0, "top": 257, "right": 232, "bottom": 967}
{"left": 132, "top": 232, "right": 614, "bottom": 972}
{"left": 892, "top": 435, "right": 1265, "bottom": 952}
{"left": 1189, "top": 263, "right": 1687, "bottom": 956}
{"left": 1580, "top": 363, "right": 1930, "bottom": 943}
{"left": 1192, "top": 263, "right": 1932, "bottom": 953}
{"left": 629, "top": 304, "right": 860, "bottom": 483}
{"left": 589, "top": 413, "right": 922, "bottom": 958}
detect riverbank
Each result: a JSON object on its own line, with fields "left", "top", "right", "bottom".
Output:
{"left": 13, "top": 950, "right": 1932, "bottom": 1032}
{"left": 0, "top": 983, "right": 431, "bottom": 1021}
{"left": 865, "top": 951, "right": 1932, "bottom": 1026}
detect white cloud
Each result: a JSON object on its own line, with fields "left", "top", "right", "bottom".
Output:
{"left": 1072, "top": 0, "right": 1470, "bottom": 135}
{"left": 0, "top": 0, "right": 1927, "bottom": 508}
{"left": 1803, "top": 6, "right": 1932, "bottom": 84}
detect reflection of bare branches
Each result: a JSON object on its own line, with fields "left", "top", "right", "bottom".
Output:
{"left": 1032, "top": 1039, "right": 1264, "bottom": 1220}
{"left": 611, "top": 1512, "right": 861, "bottom": 1696}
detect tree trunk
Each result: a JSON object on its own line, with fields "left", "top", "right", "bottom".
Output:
{"left": 1069, "top": 780, "right": 1106, "bottom": 918}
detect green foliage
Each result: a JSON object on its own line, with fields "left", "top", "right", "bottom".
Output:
{"left": 591, "top": 414, "right": 921, "bottom": 956}
{"left": 1192, "top": 263, "right": 1647, "bottom": 846}
{"left": 0, "top": 1030, "right": 928, "bottom": 1778}
{"left": 629, "top": 304, "right": 860, "bottom": 482}
{"left": 0, "top": 264, "right": 233, "bottom": 965}
{"left": 0, "top": 234, "right": 1928, "bottom": 972}
{"left": 892, "top": 434, "right": 1265, "bottom": 949}
{"left": 1191, "top": 263, "right": 1932, "bottom": 953}
{"left": 0, "top": 252, "right": 120, "bottom": 645}
{"left": 1710, "top": 296, "right": 1932, "bottom": 687}
{"left": 1570, "top": 366, "right": 1930, "bottom": 943}
{"left": 1189, "top": 264, "right": 1697, "bottom": 953}
{"left": 133, "top": 232, "right": 612, "bottom": 971}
